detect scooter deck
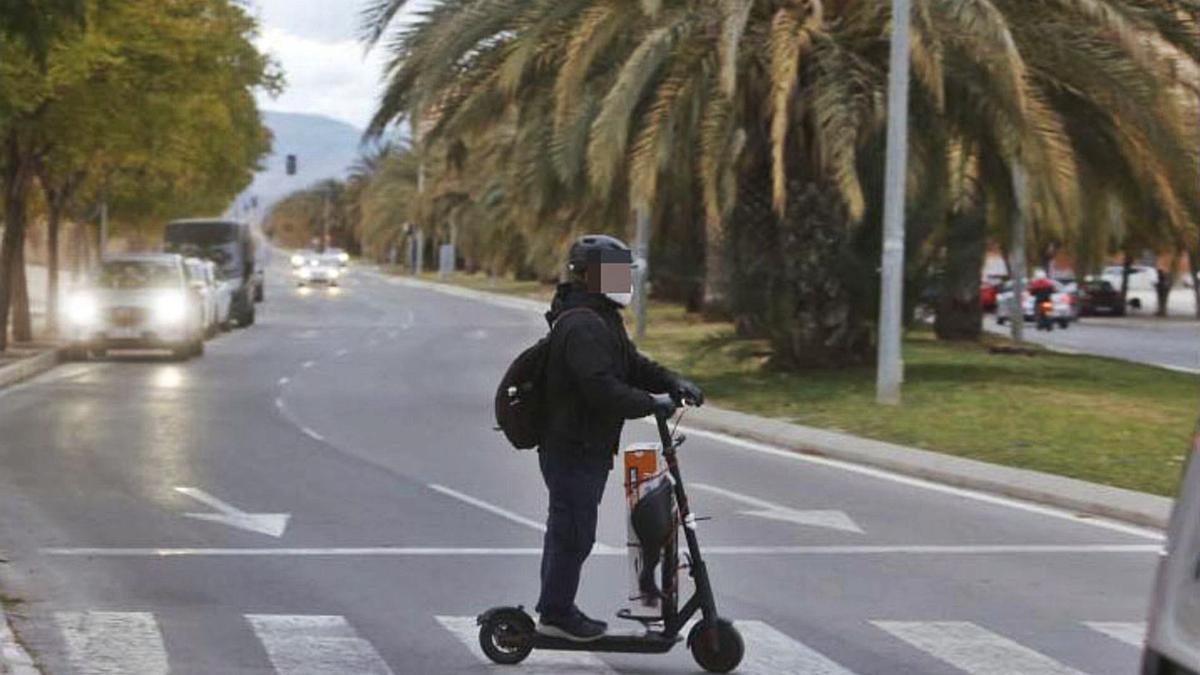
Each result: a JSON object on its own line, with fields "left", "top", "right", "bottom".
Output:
{"left": 531, "top": 630, "right": 680, "bottom": 654}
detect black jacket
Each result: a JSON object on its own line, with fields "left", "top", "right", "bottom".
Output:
{"left": 540, "top": 284, "right": 677, "bottom": 468}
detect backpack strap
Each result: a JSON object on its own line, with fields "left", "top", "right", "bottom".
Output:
{"left": 549, "top": 306, "right": 596, "bottom": 331}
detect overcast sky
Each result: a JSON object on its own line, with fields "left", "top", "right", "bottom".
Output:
{"left": 249, "top": 1, "right": 428, "bottom": 130}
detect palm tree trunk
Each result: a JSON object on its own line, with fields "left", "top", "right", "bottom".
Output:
{"left": 46, "top": 198, "right": 62, "bottom": 336}
{"left": 702, "top": 215, "right": 727, "bottom": 314}
{"left": 935, "top": 207, "right": 986, "bottom": 341}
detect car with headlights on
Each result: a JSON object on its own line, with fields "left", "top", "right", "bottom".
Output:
{"left": 62, "top": 254, "right": 206, "bottom": 360}
{"left": 294, "top": 253, "right": 342, "bottom": 287}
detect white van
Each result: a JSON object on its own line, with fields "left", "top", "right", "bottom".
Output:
{"left": 1143, "top": 423, "right": 1200, "bottom": 674}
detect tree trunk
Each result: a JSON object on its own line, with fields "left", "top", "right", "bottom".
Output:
{"left": 1188, "top": 247, "right": 1200, "bottom": 319}
{"left": 11, "top": 244, "right": 32, "bottom": 342}
{"left": 935, "top": 206, "right": 987, "bottom": 341}
{"left": 702, "top": 215, "right": 727, "bottom": 315}
{"left": 1119, "top": 251, "right": 1133, "bottom": 308}
{"left": 1008, "top": 164, "right": 1029, "bottom": 342}
{"left": 46, "top": 201, "right": 61, "bottom": 336}
{"left": 0, "top": 131, "right": 34, "bottom": 352}
{"left": 727, "top": 171, "right": 873, "bottom": 369}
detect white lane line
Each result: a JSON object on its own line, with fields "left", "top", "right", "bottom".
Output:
{"left": 437, "top": 616, "right": 618, "bottom": 673}
{"left": 278, "top": 377, "right": 290, "bottom": 386}
{"left": 301, "top": 426, "right": 326, "bottom": 442}
{"left": 1, "top": 614, "right": 38, "bottom": 675}
{"left": 301, "top": 360, "right": 316, "bottom": 369}
{"left": 428, "top": 484, "right": 547, "bottom": 533}
{"left": 335, "top": 348, "right": 350, "bottom": 357}
{"left": 873, "top": 621, "right": 1086, "bottom": 675}
{"left": 57, "top": 611, "right": 169, "bottom": 675}
{"left": 691, "top": 483, "right": 863, "bottom": 534}
{"left": 735, "top": 620, "right": 857, "bottom": 674}
{"left": 1084, "top": 621, "right": 1145, "bottom": 647}
{"left": 40, "top": 544, "right": 1160, "bottom": 557}
{"left": 664, "top": 421, "right": 1165, "bottom": 541}
{"left": 247, "top": 614, "right": 394, "bottom": 675}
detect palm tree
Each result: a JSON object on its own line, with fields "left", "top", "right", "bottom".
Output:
{"left": 362, "top": 0, "right": 1199, "bottom": 362}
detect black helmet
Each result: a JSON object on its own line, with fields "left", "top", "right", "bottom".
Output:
{"left": 567, "top": 234, "right": 633, "bottom": 278}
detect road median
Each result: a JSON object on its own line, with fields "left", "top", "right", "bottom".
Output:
{"left": 0, "top": 347, "right": 62, "bottom": 393}
{"left": 381, "top": 270, "right": 1188, "bottom": 529}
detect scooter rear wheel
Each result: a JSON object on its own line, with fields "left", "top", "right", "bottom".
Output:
{"left": 478, "top": 608, "right": 534, "bottom": 665}
{"left": 689, "top": 618, "right": 744, "bottom": 673}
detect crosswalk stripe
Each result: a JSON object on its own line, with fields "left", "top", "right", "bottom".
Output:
{"left": 873, "top": 621, "right": 1086, "bottom": 675}
{"left": 735, "top": 620, "right": 858, "bottom": 674}
{"left": 1084, "top": 621, "right": 1146, "bottom": 647}
{"left": 247, "top": 614, "right": 394, "bottom": 675}
{"left": 436, "top": 616, "right": 619, "bottom": 673}
{"left": 56, "top": 611, "right": 169, "bottom": 675}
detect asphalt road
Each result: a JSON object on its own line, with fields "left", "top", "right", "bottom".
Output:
{"left": 984, "top": 315, "right": 1199, "bottom": 374}
{"left": 0, "top": 261, "right": 1169, "bottom": 674}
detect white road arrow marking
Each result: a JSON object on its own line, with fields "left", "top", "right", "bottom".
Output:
{"left": 691, "top": 483, "right": 864, "bottom": 534}
{"left": 174, "top": 487, "right": 291, "bottom": 538}
{"left": 741, "top": 507, "right": 864, "bottom": 533}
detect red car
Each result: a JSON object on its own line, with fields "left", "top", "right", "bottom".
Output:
{"left": 980, "top": 281, "right": 999, "bottom": 311}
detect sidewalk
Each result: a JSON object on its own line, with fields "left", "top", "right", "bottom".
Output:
{"left": 383, "top": 272, "right": 1174, "bottom": 530}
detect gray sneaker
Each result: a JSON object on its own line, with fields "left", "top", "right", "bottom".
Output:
{"left": 536, "top": 612, "right": 606, "bottom": 642}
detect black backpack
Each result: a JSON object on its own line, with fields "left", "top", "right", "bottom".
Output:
{"left": 494, "top": 307, "right": 591, "bottom": 449}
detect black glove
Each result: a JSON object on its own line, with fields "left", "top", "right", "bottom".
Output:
{"left": 671, "top": 377, "right": 705, "bottom": 407}
{"left": 650, "top": 393, "right": 677, "bottom": 417}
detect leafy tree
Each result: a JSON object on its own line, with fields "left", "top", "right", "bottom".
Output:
{"left": 0, "top": 0, "right": 278, "bottom": 348}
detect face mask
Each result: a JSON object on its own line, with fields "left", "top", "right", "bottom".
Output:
{"left": 605, "top": 291, "right": 633, "bottom": 307}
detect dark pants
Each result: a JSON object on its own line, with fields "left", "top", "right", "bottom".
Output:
{"left": 536, "top": 451, "right": 609, "bottom": 619}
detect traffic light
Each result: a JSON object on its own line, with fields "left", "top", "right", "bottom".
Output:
{"left": 286, "top": 154, "right": 297, "bottom": 176}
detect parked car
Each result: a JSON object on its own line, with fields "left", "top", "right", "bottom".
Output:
{"left": 163, "top": 219, "right": 257, "bottom": 327}
{"left": 205, "top": 260, "right": 234, "bottom": 331}
{"left": 1078, "top": 279, "right": 1126, "bottom": 316}
{"left": 1141, "top": 425, "right": 1200, "bottom": 675}
{"left": 183, "top": 257, "right": 219, "bottom": 337}
{"left": 62, "top": 254, "right": 206, "bottom": 360}
{"left": 995, "top": 279, "right": 1078, "bottom": 328}
{"left": 1101, "top": 265, "right": 1160, "bottom": 311}
{"left": 980, "top": 280, "right": 999, "bottom": 312}
{"left": 327, "top": 247, "right": 350, "bottom": 267}
{"left": 294, "top": 253, "right": 342, "bottom": 287}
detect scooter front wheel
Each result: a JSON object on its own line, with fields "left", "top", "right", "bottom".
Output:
{"left": 478, "top": 608, "right": 534, "bottom": 665}
{"left": 689, "top": 618, "right": 744, "bottom": 673}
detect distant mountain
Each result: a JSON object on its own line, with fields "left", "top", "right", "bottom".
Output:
{"left": 233, "top": 111, "right": 367, "bottom": 218}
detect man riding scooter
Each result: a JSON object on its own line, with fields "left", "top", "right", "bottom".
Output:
{"left": 536, "top": 234, "right": 704, "bottom": 642}
{"left": 1029, "top": 269, "right": 1057, "bottom": 331}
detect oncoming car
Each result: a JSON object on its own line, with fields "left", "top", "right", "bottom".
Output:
{"left": 294, "top": 253, "right": 342, "bottom": 287}
{"left": 62, "top": 254, "right": 207, "bottom": 360}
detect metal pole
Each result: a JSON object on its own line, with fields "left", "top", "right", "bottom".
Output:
{"left": 633, "top": 206, "right": 651, "bottom": 340}
{"left": 1009, "top": 163, "right": 1028, "bottom": 342}
{"left": 875, "top": 0, "right": 912, "bottom": 406}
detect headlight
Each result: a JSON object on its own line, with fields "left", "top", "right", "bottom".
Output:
{"left": 338, "top": 252, "right": 349, "bottom": 263}
{"left": 291, "top": 254, "right": 305, "bottom": 267}
{"left": 328, "top": 268, "right": 340, "bottom": 279}
{"left": 65, "top": 294, "right": 98, "bottom": 325}
{"left": 153, "top": 291, "right": 187, "bottom": 324}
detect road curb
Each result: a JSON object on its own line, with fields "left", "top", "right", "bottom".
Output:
{"left": 681, "top": 406, "right": 1173, "bottom": 531}
{"left": 385, "top": 273, "right": 1173, "bottom": 530}
{"left": 0, "top": 606, "right": 38, "bottom": 675}
{"left": 0, "top": 350, "right": 62, "bottom": 392}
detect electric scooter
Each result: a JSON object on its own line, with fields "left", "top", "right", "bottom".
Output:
{"left": 476, "top": 407, "right": 744, "bottom": 673}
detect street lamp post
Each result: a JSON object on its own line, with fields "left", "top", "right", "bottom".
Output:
{"left": 875, "top": 0, "right": 913, "bottom": 406}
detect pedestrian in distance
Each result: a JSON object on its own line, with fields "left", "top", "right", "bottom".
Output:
{"left": 534, "top": 234, "right": 704, "bottom": 642}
